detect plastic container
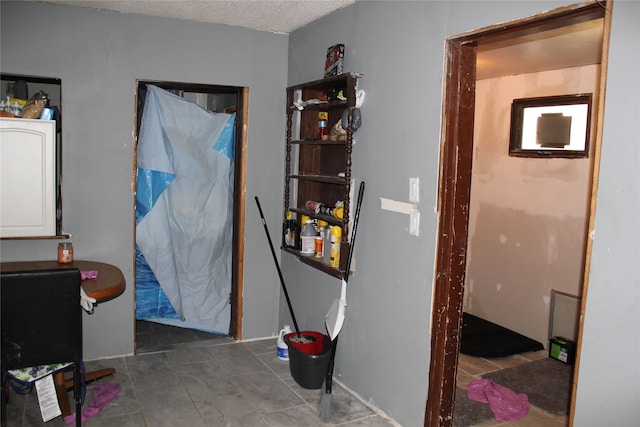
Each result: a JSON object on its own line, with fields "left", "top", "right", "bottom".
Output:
{"left": 285, "top": 331, "right": 332, "bottom": 389}
{"left": 318, "top": 112, "right": 328, "bottom": 140}
{"left": 300, "top": 220, "right": 316, "bottom": 256}
{"left": 314, "top": 236, "right": 323, "bottom": 258}
{"left": 277, "top": 325, "right": 292, "bottom": 360}
{"left": 323, "top": 225, "right": 333, "bottom": 265}
{"left": 329, "top": 226, "right": 342, "bottom": 268}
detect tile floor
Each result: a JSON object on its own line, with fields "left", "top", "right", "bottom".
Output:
{"left": 5, "top": 322, "right": 568, "bottom": 427}
{"left": 3, "top": 321, "right": 397, "bottom": 426}
{"left": 455, "top": 350, "right": 569, "bottom": 426}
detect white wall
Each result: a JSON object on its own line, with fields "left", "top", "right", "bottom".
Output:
{"left": 465, "top": 65, "right": 598, "bottom": 345}
{"left": 287, "top": 1, "right": 639, "bottom": 426}
{"left": 0, "top": 1, "right": 289, "bottom": 358}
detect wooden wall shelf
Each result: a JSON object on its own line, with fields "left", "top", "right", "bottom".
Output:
{"left": 283, "top": 72, "right": 362, "bottom": 276}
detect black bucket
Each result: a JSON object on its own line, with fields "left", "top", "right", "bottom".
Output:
{"left": 285, "top": 332, "right": 332, "bottom": 389}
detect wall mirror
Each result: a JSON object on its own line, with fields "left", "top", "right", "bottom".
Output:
{"left": 509, "top": 93, "right": 592, "bottom": 158}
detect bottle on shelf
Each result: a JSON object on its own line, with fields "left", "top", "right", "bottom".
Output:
{"left": 323, "top": 225, "right": 333, "bottom": 265}
{"left": 317, "top": 220, "right": 328, "bottom": 239}
{"left": 314, "top": 235, "right": 323, "bottom": 258}
{"left": 12, "top": 101, "right": 21, "bottom": 117}
{"left": 283, "top": 210, "right": 300, "bottom": 249}
{"left": 318, "top": 112, "right": 328, "bottom": 140}
{"left": 329, "top": 226, "right": 342, "bottom": 268}
{"left": 300, "top": 220, "right": 317, "bottom": 256}
{"left": 315, "top": 220, "right": 327, "bottom": 258}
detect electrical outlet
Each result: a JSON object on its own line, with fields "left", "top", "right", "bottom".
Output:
{"left": 409, "top": 209, "right": 420, "bottom": 236}
{"left": 410, "top": 177, "right": 420, "bottom": 204}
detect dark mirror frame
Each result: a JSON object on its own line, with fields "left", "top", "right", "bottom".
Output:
{"left": 509, "top": 93, "right": 592, "bottom": 158}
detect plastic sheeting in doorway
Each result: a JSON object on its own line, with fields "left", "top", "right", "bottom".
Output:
{"left": 135, "top": 85, "right": 235, "bottom": 334}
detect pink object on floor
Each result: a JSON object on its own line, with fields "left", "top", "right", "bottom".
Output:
{"left": 63, "top": 382, "right": 121, "bottom": 425}
{"left": 466, "top": 378, "right": 529, "bottom": 421}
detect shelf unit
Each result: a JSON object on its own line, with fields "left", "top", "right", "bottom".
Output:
{"left": 283, "top": 72, "right": 362, "bottom": 278}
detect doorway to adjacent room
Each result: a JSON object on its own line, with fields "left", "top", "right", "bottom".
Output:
{"left": 133, "top": 81, "right": 249, "bottom": 353}
{"left": 425, "top": 2, "right": 610, "bottom": 425}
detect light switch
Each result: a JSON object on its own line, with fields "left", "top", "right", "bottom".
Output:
{"left": 409, "top": 177, "right": 420, "bottom": 204}
{"left": 409, "top": 209, "right": 420, "bottom": 236}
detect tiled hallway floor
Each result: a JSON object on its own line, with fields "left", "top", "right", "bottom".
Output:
{"left": 4, "top": 324, "right": 397, "bottom": 426}
{"left": 135, "top": 320, "right": 233, "bottom": 354}
{"left": 455, "top": 350, "right": 569, "bottom": 426}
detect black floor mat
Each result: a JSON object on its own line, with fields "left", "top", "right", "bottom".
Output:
{"left": 460, "top": 312, "right": 544, "bottom": 358}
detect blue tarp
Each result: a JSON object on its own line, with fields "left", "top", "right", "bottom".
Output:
{"left": 135, "top": 85, "right": 235, "bottom": 334}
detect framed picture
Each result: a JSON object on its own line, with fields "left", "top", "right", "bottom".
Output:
{"left": 509, "top": 93, "right": 592, "bottom": 158}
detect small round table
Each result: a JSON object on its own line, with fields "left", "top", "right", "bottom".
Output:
{"left": 0, "top": 260, "right": 125, "bottom": 303}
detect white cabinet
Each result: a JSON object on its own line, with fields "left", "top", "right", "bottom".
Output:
{"left": 1, "top": 118, "right": 56, "bottom": 237}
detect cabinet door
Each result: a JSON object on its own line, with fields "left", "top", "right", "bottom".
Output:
{"left": 1, "top": 118, "right": 56, "bottom": 237}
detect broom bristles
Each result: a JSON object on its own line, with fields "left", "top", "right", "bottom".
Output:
{"left": 319, "top": 388, "right": 333, "bottom": 423}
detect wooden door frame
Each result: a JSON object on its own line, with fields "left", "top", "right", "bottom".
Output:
{"left": 424, "top": 2, "right": 608, "bottom": 425}
{"left": 231, "top": 87, "right": 249, "bottom": 339}
{"left": 132, "top": 81, "right": 248, "bottom": 343}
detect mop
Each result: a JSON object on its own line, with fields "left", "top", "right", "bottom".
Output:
{"left": 319, "top": 181, "right": 365, "bottom": 422}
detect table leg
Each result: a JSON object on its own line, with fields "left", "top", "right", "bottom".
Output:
{"left": 54, "top": 371, "right": 71, "bottom": 417}
{"left": 62, "top": 368, "right": 116, "bottom": 390}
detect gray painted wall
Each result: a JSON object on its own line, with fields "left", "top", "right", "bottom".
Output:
{"left": 1, "top": 1, "right": 637, "bottom": 425}
{"left": 287, "top": 1, "right": 639, "bottom": 426}
{"left": 574, "top": 1, "right": 639, "bottom": 424}
{"left": 0, "top": 1, "right": 288, "bottom": 357}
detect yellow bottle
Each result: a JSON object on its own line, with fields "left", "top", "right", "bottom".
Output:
{"left": 329, "top": 226, "right": 342, "bottom": 268}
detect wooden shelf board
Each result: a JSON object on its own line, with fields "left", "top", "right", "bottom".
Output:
{"left": 288, "top": 174, "right": 347, "bottom": 185}
{"left": 283, "top": 247, "right": 344, "bottom": 279}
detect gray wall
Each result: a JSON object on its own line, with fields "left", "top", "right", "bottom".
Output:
{"left": 0, "top": 1, "right": 288, "bottom": 358}
{"left": 1, "top": 1, "right": 638, "bottom": 425}
{"left": 574, "top": 1, "right": 639, "bottom": 424}
{"left": 287, "top": 1, "right": 639, "bottom": 426}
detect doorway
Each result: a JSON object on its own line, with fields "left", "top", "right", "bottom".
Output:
{"left": 425, "top": 2, "right": 610, "bottom": 426}
{"left": 133, "top": 80, "right": 248, "bottom": 353}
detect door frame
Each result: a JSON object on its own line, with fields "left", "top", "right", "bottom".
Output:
{"left": 132, "top": 81, "right": 248, "bottom": 342}
{"left": 424, "top": 2, "right": 610, "bottom": 425}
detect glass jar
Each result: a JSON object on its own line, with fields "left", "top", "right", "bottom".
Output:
{"left": 58, "top": 242, "right": 73, "bottom": 263}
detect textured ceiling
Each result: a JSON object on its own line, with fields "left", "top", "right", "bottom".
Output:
{"left": 37, "top": 0, "right": 355, "bottom": 34}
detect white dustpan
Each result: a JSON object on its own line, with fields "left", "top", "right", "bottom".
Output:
{"left": 325, "top": 278, "right": 347, "bottom": 341}
{"left": 323, "top": 182, "right": 365, "bottom": 342}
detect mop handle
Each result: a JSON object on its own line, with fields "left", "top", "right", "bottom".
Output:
{"left": 255, "top": 197, "right": 302, "bottom": 337}
{"left": 343, "top": 182, "right": 365, "bottom": 282}
{"left": 325, "top": 182, "right": 364, "bottom": 394}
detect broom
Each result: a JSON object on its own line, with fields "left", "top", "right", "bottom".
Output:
{"left": 319, "top": 181, "right": 365, "bottom": 422}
